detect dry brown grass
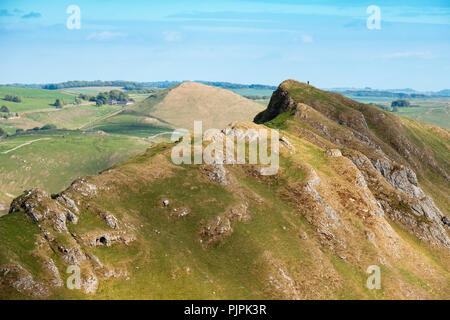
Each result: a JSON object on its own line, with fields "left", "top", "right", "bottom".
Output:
{"left": 149, "top": 82, "right": 264, "bottom": 130}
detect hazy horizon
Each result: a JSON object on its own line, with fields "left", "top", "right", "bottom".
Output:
{"left": 0, "top": 79, "right": 449, "bottom": 93}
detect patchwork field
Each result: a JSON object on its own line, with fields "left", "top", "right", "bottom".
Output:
{"left": 0, "top": 86, "right": 158, "bottom": 216}
{"left": 0, "top": 87, "right": 76, "bottom": 112}
{"left": 0, "top": 130, "right": 150, "bottom": 215}
{"left": 347, "top": 96, "right": 450, "bottom": 129}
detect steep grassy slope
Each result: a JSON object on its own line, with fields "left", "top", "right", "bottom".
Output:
{"left": 0, "top": 80, "right": 448, "bottom": 300}
{"left": 255, "top": 80, "right": 449, "bottom": 217}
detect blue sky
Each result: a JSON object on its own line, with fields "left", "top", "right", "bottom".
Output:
{"left": 0, "top": 0, "right": 449, "bottom": 90}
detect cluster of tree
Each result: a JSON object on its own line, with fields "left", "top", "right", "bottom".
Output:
{"left": 0, "top": 105, "right": 19, "bottom": 119}
{"left": 15, "top": 124, "right": 57, "bottom": 134}
{"left": 53, "top": 99, "right": 65, "bottom": 108}
{"left": 80, "top": 90, "right": 131, "bottom": 106}
{"left": 123, "top": 84, "right": 144, "bottom": 91}
{"left": 3, "top": 95, "right": 22, "bottom": 103}
{"left": 42, "top": 80, "right": 143, "bottom": 90}
{"left": 76, "top": 93, "right": 92, "bottom": 101}
{"left": 391, "top": 99, "right": 410, "bottom": 107}
{"left": 124, "top": 88, "right": 158, "bottom": 94}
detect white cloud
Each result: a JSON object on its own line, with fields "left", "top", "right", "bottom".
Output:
{"left": 87, "top": 31, "right": 127, "bottom": 41}
{"left": 301, "top": 34, "right": 313, "bottom": 43}
{"left": 382, "top": 51, "right": 436, "bottom": 59}
{"left": 163, "top": 31, "right": 182, "bottom": 42}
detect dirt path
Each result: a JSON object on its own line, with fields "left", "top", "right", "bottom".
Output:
{"left": 1, "top": 138, "right": 51, "bottom": 154}
{"left": 79, "top": 108, "right": 123, "bottom": 130}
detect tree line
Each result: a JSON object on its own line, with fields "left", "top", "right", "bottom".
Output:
{"left": 78, "top": 90, "right": 131, "bottom": 106}
{"left": 3, "top": 94, "right": 22, "bottom": 103}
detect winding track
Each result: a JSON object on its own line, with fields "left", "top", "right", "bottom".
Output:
{"left": 1, "top": 138, "right": 51, "bottom": 154}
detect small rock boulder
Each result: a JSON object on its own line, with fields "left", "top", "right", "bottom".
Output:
{"left": 442, "top": 216, "right": 450, "bottom": 227}
{"left": 326, "top": 149, "right": 342, "bottom": 157}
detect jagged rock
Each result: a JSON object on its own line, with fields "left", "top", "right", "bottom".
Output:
{"left": 59, "top": 194, "right": 79, "bottom": 214}
{"left": 280, "top": 136, "right": 295, "bottom": 153}
{"left": 326, "top": 149, "right": 342, "bottom": 157}
{"left": 373, "top": 159, "right": 424, "bottom": 198}
{"left": 228, "top": 204, "right": 250, "bottom": 222}
{"left": 200, "top": 216, "right": 233, "bottom": 246}
{"left": 57, "top": 246, "right": 86, "bottom": 265}
{"left": 53, "top": 212, "right": 68, "bottom": 232}
{"left": 71, "top": 178, "right": 97, "bottom": 197}
{"left": 82, "top": 272, "right": 98, "bottom": 294}
{"left": 171, "top": 207, "right": 190, "bottom": 218}
{"left": 89, "top": 232, "right": 135, "bottom": 247}
{"left": 103, "top": 214, "right": 119, "bottom": 230}
{"left": 441, "top": 216, "right": 450, "bottom": 227}
{"left": 204, "top": 163, "right": 229, "bottom": 186}
{"left": 66, "top": 210, "right": 78, "bottom": 224}
{"left": 303, "top": 169, "right": 340, "bottom": 227}
{"left": 0, "top": 264, "right": 49, "bottom": 297}
{"left": 9, "top": 189, "right": 49, "bottom": 222}
{"left": 44, "top": 259, "right": 63, "bottom": 287}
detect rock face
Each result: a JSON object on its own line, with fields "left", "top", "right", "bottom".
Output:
{"left": 3, "top": 180, "right": 136, "bottom": 297}
{"left": 0, "top": 264, "right": 49, "bottom": 297}
{"left": 102, "top": 213, "right": 120, "bottom": 230}
{"left": 254, "top": 87, "right": 296, "bottom": 123}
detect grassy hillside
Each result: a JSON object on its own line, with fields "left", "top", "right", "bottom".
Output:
{"left": 0, "top": 130, "right": 150, "bottom": 215}
{"left": 8, "top": 105, "right": 122, "bottom": 131}
{"left": 1, "top": 129, "right": 448, "bottom": 299}
{"left": 0, "top": 87, "right": 76, "bottom": 112}
{"left": 87, "top": 114, "right": 171, "bottom": 138}
{"left": 0, "top": 86, "right": 158, "bottom": 216}
{"left": 256, "top": 80, "right": 450, "bottom": 217}
{"left": 0, "top": 80, "right": 448, "bottom": 300}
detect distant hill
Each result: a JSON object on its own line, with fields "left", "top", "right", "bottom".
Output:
{"left": 329, "top": 88, "right": 450, "bottom": 98}
{"left": 122, "top": 81, "right": 265, "bottom": 131}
